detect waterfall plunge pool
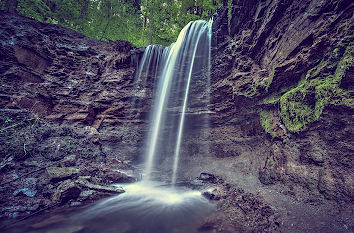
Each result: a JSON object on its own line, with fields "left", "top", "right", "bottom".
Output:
{"left": 4, "top": 181, "right": 215, "bottom": 233}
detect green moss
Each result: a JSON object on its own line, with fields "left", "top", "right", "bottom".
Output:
{"left": 265, "top": 65, "right": 276, "bottom": 92}
{"left": 280, "top": 87, "right": 315, "bottom": 132}
{"left": 242, "top": 83, "right": 259, "bottom": 97}
{"left": 263, "top": 84, "right": 294, "bottom": 105}
{"left": 260, "top": 110, "right": 276, "bottom": 137}
{"left": 268, "top": 156, "right": 275, "bottom": 167}
{"left": 263, "top": 94, "right": 281, "bottom": 104}
{"left": 227, "top": 0, "right": 232, "bottom": 36}
{"left": 279, "top": 44, "right": 354, "bottom": 132}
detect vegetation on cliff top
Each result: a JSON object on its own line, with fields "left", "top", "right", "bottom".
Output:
{"left": 0, "top": 0, "right": 222, "bottom": 46}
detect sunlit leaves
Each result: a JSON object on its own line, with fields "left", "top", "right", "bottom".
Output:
{"left": 11, "top": 0, "right": 221, "bottom": 46}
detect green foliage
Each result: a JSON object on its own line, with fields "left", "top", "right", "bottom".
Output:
{"left": 17, "top": 0, "right": 52, "bottom": 21}
{"left": 8, "top": 0, "right": 222, "bottom": 46}
{"left": 139, "top": 0, "right": 221, "bottom": 45}
{"left": 279, "top": 44, "right": 353, "bottom": 132}
{"left": 259, "top": 110, "right": 276, "bottom": 137}
{"left": 268, "top": 156, "right": 274, "bottom": 167}
{"left": 227, "top": 0, "right": 232, "bottom": 35}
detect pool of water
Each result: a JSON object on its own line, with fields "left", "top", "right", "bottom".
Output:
{"left": 4, "top": 181, "right": 215, "bottom": 233}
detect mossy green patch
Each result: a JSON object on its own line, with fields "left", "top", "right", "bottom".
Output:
{"left": 260, "top": 110, "right": 276, "bottom": 137}
{"left": 279, "top": 44, "right": 353, "bottom": 132}
{"left": 268, "top": 156, "right": 275, "bottom": 167}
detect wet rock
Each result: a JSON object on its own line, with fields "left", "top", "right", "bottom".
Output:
{"left": 202, "top": 185, "right": 229, "bottom": 201}
{"left": 13, "top": 188, "right": 37, "bottom": 197}
{"left": 46, "top": 167, "right": 80, "bottom": 182}
{"left": 52, "top": 180, "right": 81, "bottom": 205}
{"left": 199, "top": 180, "right": 279, "bottom": 233}
{"left": 60, "top": 154, "right": 77, "bottom": 167}
{"left": 100, "top": 170, "right": 136, "bottom": 184}
{"left": 70, "top": 201, "right": 82, "bottom": 207}
{"left": 76, "top": 179, "right": 124, "bottom": 194}
{"left": 202, "top": 191, "right": 220, "bottom": 201}
{"left": 259, "top": 168, "right": 279, "bottom": 185}
{"left": 198, "top": 173, "right": 216, "bottom": 183}
{"left": 79, "top": 190, "right": 95, "bottom": 198}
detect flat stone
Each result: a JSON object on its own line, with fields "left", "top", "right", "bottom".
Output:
{"left": 46, "top": 167, "right": 80, "bottom": 182}
{"left": 60, "top": 154, "right": 77, "bottom": 167}
{"left": 76, "top": 179, "right": 124, "bottom": 194}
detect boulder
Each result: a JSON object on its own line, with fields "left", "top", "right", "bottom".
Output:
{"left": 52, "top": 180, "right": 81, "bottom": 205}
{"left": 198, "top": 173, "right": 216, "bottom": 183}
{"left": 99, "top": 170, "right": 136, "bottom": 184}
{"left": 46, "top": 167, "right": 80, "bottom": 182}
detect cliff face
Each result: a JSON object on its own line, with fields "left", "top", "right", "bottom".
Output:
{"left": 177, "top": 0, "right": 353, "bottom": 231}
{"left": 0, "top": 11, "right": 153, "bottom": 160}
{"left": 0, "top": 11, "right": 146, "bottom": 224}
{"left": 207, "top": 0, "right": 353, "bottom": 202}
{"left": 0, "top": 0, "right": 353, "bottom": 232}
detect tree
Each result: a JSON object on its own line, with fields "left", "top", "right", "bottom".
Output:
{"left": 2, "top": 0, "right": 222, "bottom": 46}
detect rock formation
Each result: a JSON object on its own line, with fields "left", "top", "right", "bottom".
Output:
{"left": 0, "top": 0, "right": 353, "bottom": 232}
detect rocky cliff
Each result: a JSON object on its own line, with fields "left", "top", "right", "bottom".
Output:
{"left": 0, "top": 10, "right": 144, "bottom": 227}
{"left": 208, "top": 0, "right": 353, "bottom": 202}
{"left": 0, "top": 0, "right": 353, "bottom": 232}
{"left": 190, "top": 0, "right": 353, "bottom": 231}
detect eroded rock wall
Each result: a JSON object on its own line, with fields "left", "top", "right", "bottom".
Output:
{"left": 202, "top": 0, "right": 354, "bottom": 203}
{"left": 0, "top": 11, "right": 152, "bottom": 160}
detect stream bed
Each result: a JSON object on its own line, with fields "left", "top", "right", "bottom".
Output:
{"left": 3, "top": 181, "right": 215, "bottom": 233}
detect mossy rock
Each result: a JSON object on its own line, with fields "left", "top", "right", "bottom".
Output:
{"left": 278, "top": 44, "right": 353, "bottom": 132}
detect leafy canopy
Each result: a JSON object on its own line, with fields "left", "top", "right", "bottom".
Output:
{"left": 1, "top": 0, "right": 222, "bottom": 46}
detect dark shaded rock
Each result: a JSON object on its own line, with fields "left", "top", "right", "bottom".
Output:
{"left": 52, "top": 180, "right": 81, "bottom": 205}
{"left": 101, "top": 170, "right": 136, "bottom": 184}
{"left": 198, "top": 173, "right": 216, "bottom": 183}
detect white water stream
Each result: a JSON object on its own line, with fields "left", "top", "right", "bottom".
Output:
{"left": 140, "top": 20, "right": 213, "bottom": 184}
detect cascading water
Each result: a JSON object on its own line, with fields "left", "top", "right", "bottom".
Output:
{"left": 140, "top": 20, "right": 213, "bottom": 184}
{"left": 4, "top": 20, "right": 215, "bottom": 233}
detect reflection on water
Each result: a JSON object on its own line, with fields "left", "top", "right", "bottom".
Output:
{"left": 5, "top": 181, "right": 214, "bottom": 233}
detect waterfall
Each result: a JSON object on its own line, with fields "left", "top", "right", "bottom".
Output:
{"left": 137, "top": 19, "right": 213, "bottom": 184}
